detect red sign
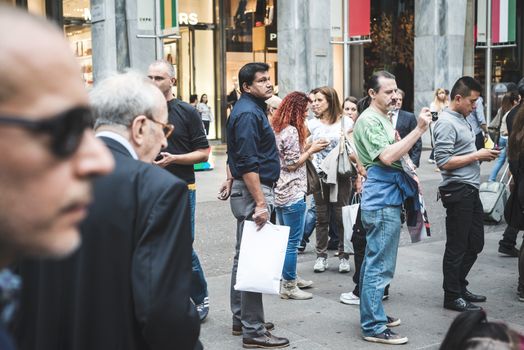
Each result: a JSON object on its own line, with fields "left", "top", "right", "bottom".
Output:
{"left": 348, "top": 0, "right": 370, "bottom": 37}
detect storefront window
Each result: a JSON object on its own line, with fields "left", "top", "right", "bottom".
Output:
{"left": 364, "top": 0, "right": 414, "bottom": 109}
{"left": 224, "top": 0, "right": 278, "bottom": 97}
{"left": 164, "top": 0, "right": 217, "bottom": 138}
{"left": 63, "top": 0, "right": 92, "bottom": 86}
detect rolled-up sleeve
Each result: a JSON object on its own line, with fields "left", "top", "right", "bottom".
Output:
{"left": 433, "top": 120, "right": 457, "bottom": 167}
{"left": 232, "top": 112, "right": 261, "bottom": 175}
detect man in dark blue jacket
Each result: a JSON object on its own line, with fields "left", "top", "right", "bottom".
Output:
{"left": 392, "top": 89, "right": 422, "bottom": 167}
{"left": 219, "top": 62, "right": 288, "bottom": 349}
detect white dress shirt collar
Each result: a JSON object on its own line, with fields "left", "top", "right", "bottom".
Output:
{"left": 96, "top": 130, "right": 139, "bottom": 160}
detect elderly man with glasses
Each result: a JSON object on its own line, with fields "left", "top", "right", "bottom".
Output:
{"left": 13, "top": 71, "right": 202, "bottom": 350}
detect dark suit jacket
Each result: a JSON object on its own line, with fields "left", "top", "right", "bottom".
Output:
{"left": 396, "top": 110, "right": 422, "bottom": 167}
{"left": 13, "top": 137, "right": 202, "bottom": 350}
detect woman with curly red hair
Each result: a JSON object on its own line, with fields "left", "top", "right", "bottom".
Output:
{"left": 271, "top": 91, "right": 328, "bottom": 300}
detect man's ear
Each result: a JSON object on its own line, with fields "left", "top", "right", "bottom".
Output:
{"left": 130, "top": 115, "right": 147, "bottom": 147}
{"left": 368, "top": 88, "right": 376, "bottom": 99}
{"left": 242, "top": 82, "right": 250, "bottom": 93}
{"left": 171, "top": 77, "right": 177, "bottom": 87}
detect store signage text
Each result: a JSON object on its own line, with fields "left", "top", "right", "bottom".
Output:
{"left": 179, "top": 13, "right": 198, "bottom": 25}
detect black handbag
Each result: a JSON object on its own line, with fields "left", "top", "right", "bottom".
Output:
{"left": 306, "top": 159, "right": 320, "bottom": 195}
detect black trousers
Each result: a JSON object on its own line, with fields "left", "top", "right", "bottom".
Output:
{"left": 520, "top": 238, "right": 524, "bottom": 290}
{"left": 351, "top": 207, "right": 389, "bottom": 297}
{"left": 499, "top": 225, "right": 519, "bottom": 249}
{"left": 202, "top": 120, "right": 210, "bottom": 135}
{"left": 441, "top": 185, "right": 484, "bottom": 301}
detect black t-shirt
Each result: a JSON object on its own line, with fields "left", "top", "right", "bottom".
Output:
{"left": 164, "top": 99, "right": 209, "bottom": 184}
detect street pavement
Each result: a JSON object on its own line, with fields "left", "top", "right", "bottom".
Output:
{"left": 193, "top": 146, "right": 524, "bottom": 349}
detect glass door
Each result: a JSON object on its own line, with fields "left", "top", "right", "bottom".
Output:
{"left": 165, "top": 26, "right": 217, "bottom": 139}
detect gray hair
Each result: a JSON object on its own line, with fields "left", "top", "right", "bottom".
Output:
{"left": 90, "top": 71, "right": 163, "bottom": 129}
{"left": 149, "top": 59, "right": 175, "bottom": 78}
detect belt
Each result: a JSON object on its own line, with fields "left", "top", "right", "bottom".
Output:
{"left": 187, "top": 183, "right": 197, "bottom": 190}
{"left": 260, "top": 180, "right": 276, "bottom": 189}
{"left": 233, "top": 178, "right": 275, "bottom": 189}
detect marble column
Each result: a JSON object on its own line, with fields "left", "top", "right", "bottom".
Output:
{"left": 414, "top": 0, "right": 468, "bottom": 147}
{"left": 90, "top": 0, "right": 156, "bottom": 83}
{"left": 277, "top": 0, "right": 333, "bottom": 95}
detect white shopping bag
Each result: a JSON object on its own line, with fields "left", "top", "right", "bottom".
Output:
{"left": 342, "top": 194, "right": 360, "bottom": 253}
{"left": 234, "top": 221, "right": 290, "bottom": 295}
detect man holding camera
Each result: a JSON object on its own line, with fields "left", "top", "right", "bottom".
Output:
{"left": 434, "top": 76, "right": 499, "bottom": 312}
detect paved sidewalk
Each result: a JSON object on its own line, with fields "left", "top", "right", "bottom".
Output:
{"left": 199, "top": 230, "right": 524, "bottom": 349}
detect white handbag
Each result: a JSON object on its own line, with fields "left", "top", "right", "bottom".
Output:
{"left": 342, "top": 193, "right": 360, "bottom": 253}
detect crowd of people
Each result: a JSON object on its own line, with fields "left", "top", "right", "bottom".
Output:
{"left": 1, "top": 6, "right": 524, "bottom": 350}
{"left": 218, "top": 61, "right": 524, "bottom": 348}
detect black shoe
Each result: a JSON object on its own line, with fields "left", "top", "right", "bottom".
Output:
{"left": 243, "top": 332, "right": 289, "bottom": 348}
{"left": 233, "top": 322, "right": 275, "bottom": 336}
{"left": 444, "top": 297, "right": 482, "bottom": 312}
{"left": 297, "top": 240, "right": 306, "bottom": 252}
{"left": 519, "top": 290, "right": 524, "bottom": 302}
{"left": 498, "top": 246, "right": 519, "bottom": 257}
{"left": 463, "top": 290, "right": 487, "bottom": 303}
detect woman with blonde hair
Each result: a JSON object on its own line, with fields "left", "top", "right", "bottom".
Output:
{"left": 428, "top": 88, "right": 449, "bottom": 164}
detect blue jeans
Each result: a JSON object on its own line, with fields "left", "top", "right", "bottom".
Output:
{"left": 489, "top": 136, "right": 507, "bottom": 181}
{"left": 188, "top": 188, "right": 208, "bottom": 305}
{"left": 303, "top": 197, "right": 317, "bottom": 241}
{"left": 359, "top": 206, "right": 401, "bottom": 336}
{"left": 276, "top": 199, "right": 307, "bottom": 280}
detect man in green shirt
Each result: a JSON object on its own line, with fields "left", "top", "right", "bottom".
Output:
{"left": 353, "top": 71, "right": 431, "bottom": 345}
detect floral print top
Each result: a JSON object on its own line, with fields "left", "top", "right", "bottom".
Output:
{"left": 274, "top": 125, "right": 306, "bottom": 207}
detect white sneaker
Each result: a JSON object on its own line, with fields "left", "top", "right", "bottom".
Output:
{"left": 313, "top": 257, "right": 328, "bottom": 272}
{"left": 339, "top": 258, "right": 351, "bottom": 273}
{"left": 427, "top": 158, "right": 435, "bottom": 164}
{"left": 340, "top": 291, "right": 360, "bottom": 305}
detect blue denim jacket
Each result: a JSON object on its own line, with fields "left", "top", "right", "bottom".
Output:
{"left": 361, "top": 165, "right": 418, "bottom": 211}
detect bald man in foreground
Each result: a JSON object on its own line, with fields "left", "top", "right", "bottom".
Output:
{"left": 0, "top": 6, "right": 114, "bottom": 349}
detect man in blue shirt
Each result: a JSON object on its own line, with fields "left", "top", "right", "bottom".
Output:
{"left": 219, "top": 62, "right": 288, "bottom": 349}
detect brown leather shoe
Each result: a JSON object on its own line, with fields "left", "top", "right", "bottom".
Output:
{"left": 242, "top": 332, "right": 289, "bottom": 349}
{"left": 232, "top": 322, "right": 275, "bottom": 336}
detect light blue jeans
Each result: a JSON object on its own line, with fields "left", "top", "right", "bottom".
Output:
{"left": 359, "top": 206, "right": 402, "bottom": 337}
{"left": 489, "top": 136, "right": 507, "bottom": 181}
{"left": 188, "top": 189, "right": 208, "bottom": 305}
{"left": 276, "top": 199, "right": 307, "bottom": 280}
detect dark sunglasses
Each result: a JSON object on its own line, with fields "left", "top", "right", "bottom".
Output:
{"left": 145, "top": 115, "right": 174, "bottom": 138}
{"left": 0, "top": 107, "right": 92, "bottom": 158}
